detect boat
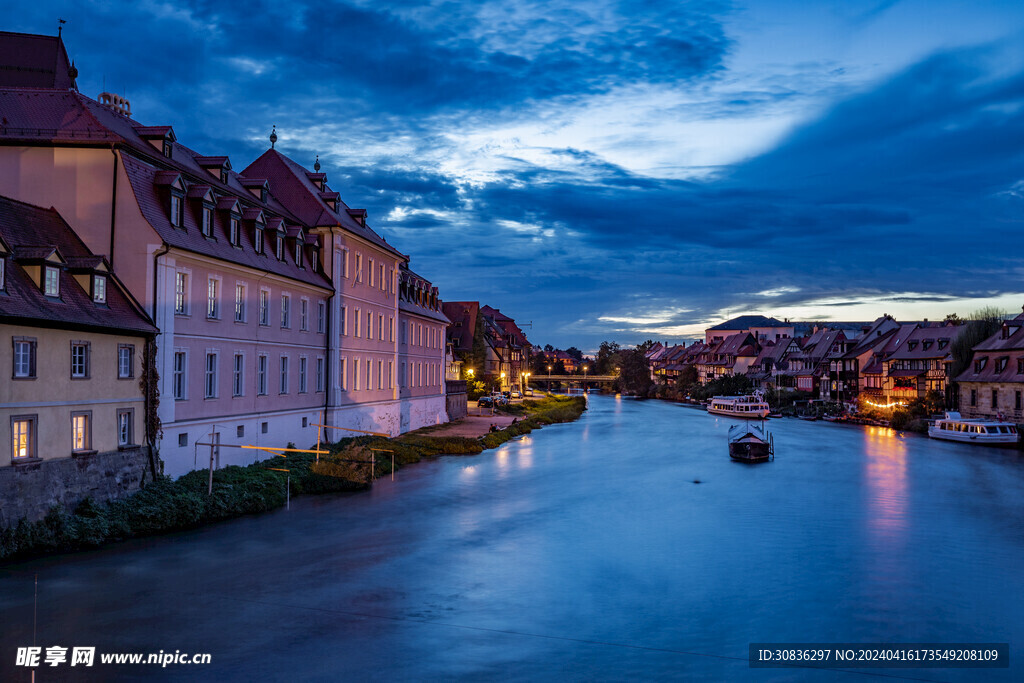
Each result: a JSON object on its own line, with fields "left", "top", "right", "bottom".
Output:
{"left": 928, "top": 412, "right": 1020, "bottom": 446}
{"left": 707, "top": 393, "right": 770, "bottom": 419}
{"left": 798, "top": 413, "right": 818, "bottom": 422}
{"left": 728, "top": 423, "right": 774, "bottom": 463}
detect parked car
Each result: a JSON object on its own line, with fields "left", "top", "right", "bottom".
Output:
{"left": 490, "top": 392, "right": 509, "bottom": 406}
{"left": 523, "top": 388, "right": 534, "bottom": 397}
{"left": 477, "top": 396, "right": 494, "bottom": 407}
{"left": 510, "top": 389, "right": 523, "bottom": 399}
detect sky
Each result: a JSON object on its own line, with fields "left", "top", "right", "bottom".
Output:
{"left": 13, "top": 1, "right": 1024, "bottom": 350}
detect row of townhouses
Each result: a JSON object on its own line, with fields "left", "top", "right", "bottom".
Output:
{"left": 649, "top": 311, "right": 1024, "bottom": 421}
{"left": 0, "top": 31, "right": 452, "bottom": 521}
{"left": 442, "top": 302, "right": 532, "bottom": 389}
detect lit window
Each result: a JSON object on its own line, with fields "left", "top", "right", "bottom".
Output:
{"left": 205, "top": 353, "right": 218, "bottom": 398}
{"left": 207, "top": 278, "right": 219, "bottom": 318}
{"left": 13, "top": 338, "right": 36, "bottom": 378}
{"left": 233, "top": 354, "right": 244, "bottom": 396}
{"left": 71, "top": 342, "right": 90, "bottom": 378}
{"left": 118, "top": 345, "right": 134, "bottom": 379}
{"left": 72, "top": 412, "right": 91, "bottom": 451}
{"left": 235, "top": 284, "right": 246, "bottom": 322}
{"left": 93, "top": 275, "right": 106, "bottom": 303}
{"left": 280, "top": 356, "right": 289, "bottom": 394}
{"left": 12, "top": 416, "right": 36, "bottom": 459}
{"left": 175, "top": 272, "right": 188, "bottom": 314}
{"left": 173, "top": 351, "right": 186, "bottom": 399}
{"left": 44, "top": 266, "right": 60, "bottom": 297}
{"left": 117, "top": 410, "right": 133, "bottom": 446}
{"left": 281, "top": 295, "right": 290, "bottom": 328}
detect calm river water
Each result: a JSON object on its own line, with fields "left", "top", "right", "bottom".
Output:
{"left": 2, "top": 395, "right": 1023, "bottom": 681}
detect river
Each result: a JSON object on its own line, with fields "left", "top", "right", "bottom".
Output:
{"left": 2, "top": 394, "right": 1023, "bottom": 681}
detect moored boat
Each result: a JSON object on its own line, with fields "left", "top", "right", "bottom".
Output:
{"left": 728, "top": 423, "right": 774, "bottom": 463}
{"left": 928, "top": 412, "right": 1019, "bottom": 446}
{"left": 707, "top": 394, "right": 770, "bottom": 419}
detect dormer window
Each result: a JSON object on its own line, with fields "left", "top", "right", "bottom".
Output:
{"left": 170, "top": 193, "right": 184, "bottom": 228}
{"left": 93, "top": 275, "right": 107, "bottom": 303}
{"left": 261, "top": 188, "right": 267, "bottom": 202}
{"left": 907, "top": 341, "right": 918, "bottom": 351}
{"left": 229, "top": 215, "right": 240, "bottom": 246}
{"left": 0, "top": 257, "right": 5, "bottom": 291}
{"left": 220, "top": 169, "right": 228, "bottom": 183}
{"left": 310, "top": 248, "right": 319, "bottom": 273}
{"left": 938, "top": 339, "right": 948, "bottom": 350}
{"left": 255, "top": 226, "right": 264, "bottom": 254}
{"left": 276, "top": 234, "right": 284, "bottom": 260}
{"left": 294, "top": 242, "right": 302, "bottom": 267}
{"left": 163, "top": 139, "right": 172, "bottom": 158}
{"left": 975, "top": 357, "right": 987, "bottom": 373}
{"left": 201, "top": 205, "right": 214, "bottom": 238}
{"left": 44, "top": 266, "right": 60, "bottom": 297}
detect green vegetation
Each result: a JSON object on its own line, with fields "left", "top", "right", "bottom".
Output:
{"left": 0, "top": 395, "right": 586, "bottom": 563}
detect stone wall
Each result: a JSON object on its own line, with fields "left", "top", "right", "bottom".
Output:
{"left": 446, "top": 380, "right": 468, "bottom": 420}
{"left": 0, "top": 447, "right": 152, "bottom": 528}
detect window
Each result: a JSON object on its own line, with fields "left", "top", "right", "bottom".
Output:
{"left": 300, "top": 299, "right": 308, "bottom": 331}
{"left": 356, "top": 253, "right": 362, "bottom": 282}
{"left": 205, "top": 353, "right": 218, "bottom": 398}
{"left": 341, "top": 306, "right": 347, "bottom": 335}
{"left": 178, "top": 433, "right": 188, "bottom": 447}
{"left": 281, "top": 295, "right": 290, "bottom": 328}
{"left": 163, "top": 139, "right": 173, "bottom": 158}
{"left": 11, "top": 416, "right": 36, "bottom": 460}
{"left": 388, "top": 361, "right": 393, "bottom": 389}
{"left": 354, "top": 357, "right": 360, "bottom": 390}
{"left": 93, "top": 275, "right": 107, "bottom": 303}
{"left": 366, "top": 359, "right": 372, "bottom": 390}
{"left": 294, "top": 241, "right": 302, "bottom": 267}
{"left": 235, "top": 284, "right": 246, "bottom": 322}
{"left": 71, "top": 412, "right": 91, "bottom": 452}
{"left": 259, "top": 289, "right": 270, "bottom": 326}
{"left": 389, "top": 317, "right": 394, "bottom": 342}
{"left": 13, "top": 338, "right": 36, "bottom": 379}
{"left": 207, "top": 278, "right": 219, "bottom": 318}
{"left": 380, "top": 264, "right": 385, "bottom": 290}
{"left": 316, "top": 357, "right": 325, "bottom": 393}
{"left": 317, "top": 301, "right": 326, "bottom": 334}
{"left": 201, "top": 206, "right": 213, "bottom": 237}
{"left": 257, "top": 355, "right": 268, "bottom": 395}
{"left": 1018, "top": 358, "right": 1024, "bottom": 374}
{"left": 342, "top": 249, "right": 350, "bottom": 278}
{"left": 340, "top": 356, "right": 347, "bottom": 391}
{"left": 355, "top": 309, "right": 360, "bottom": 337}
{"left": 970, "top": 389, "right": 977, "bottom": 407}
{"left": 170, "top": 194, "right": 183, "bottom": 227}
{"left": 229, "top": 216, "right": 240, "bottom": 246}
{"left": 117, "top": 409, "right": 134, "bottom": 446}
{"left": 377, "top": 360, "right": 383, "bottom": 390}
{"left": 44, "top": 266, "right": 60, "bottom": 297}
{"left": 173, "top": 351, "right": 186, "bottom": 400}
{"left": 175, "top": 272, "right": 188, "bottom": 314}
{"left": 378, "top": 314, "right": 384, "bottom": 341}
{"left": 255, "top": 226, "right": 264, "bottom": 254}
{"left": 401, "top": 320, "right": 407, "bottom": 344}
{"left": 118, "top": 345, "right": 134, "bottom": 379}
{"left": 276, "top": 234, "right": 284, "bottom": 260}
{"left": 1017, "top": 391, "right": 1022, "bottom": 412}
{"left": 299, "top": 357, "right": 308, "bottom": 393}
{"left": 71, "top": 342, "right": 90, "bottom": 379}
{"left": 367, "top": 311, "right": 373, "bottom": 339}
{"left": 992, "top": 389, "right": 999, "bottom": 409}
{"left": 233, "top": 354, "right": 244, "bottom": 396}
{"left": 0, "top": 257, "right": 5, "bottom": 290}
{"left": 369, "top": 259, "right": 375, "bottom": 287}
{"left": 280, "top": 356, "right": 289, "bottom": 394}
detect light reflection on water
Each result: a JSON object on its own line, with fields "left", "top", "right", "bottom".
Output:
{"left": 0, "top": 395, "right": 1022, "bottom": 681}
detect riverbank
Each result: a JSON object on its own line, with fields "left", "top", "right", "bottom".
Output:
{"left": 0, "top": 395, "right": 586, "bottom": 563}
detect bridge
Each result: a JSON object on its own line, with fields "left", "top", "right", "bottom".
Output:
{"left": 529, "top": 374, "right": 617, "bottom": 385}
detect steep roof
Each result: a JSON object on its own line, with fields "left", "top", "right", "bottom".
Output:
{"left": 442, "top": 301, "right": 479, "bottom": 353}
{"left": 243, "top": 149, "right": 403, "bottom": 258}
{"left": 0, "top": 195, "right": 154, "bottom": 335}
{"left": 0, "top": 31, "right": 78, "bottom": 90}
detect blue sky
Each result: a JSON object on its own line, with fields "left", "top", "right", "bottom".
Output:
{"left": 15, "top": 1, "right": 1024, "bottom": 350}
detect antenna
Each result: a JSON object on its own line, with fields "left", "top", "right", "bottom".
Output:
{"left": 58, "top": 18, "right": 65, "bottom": 37}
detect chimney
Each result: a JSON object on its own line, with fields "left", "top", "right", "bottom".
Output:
{"left": 98, "top": 92, "right": 131, "bottom": 116}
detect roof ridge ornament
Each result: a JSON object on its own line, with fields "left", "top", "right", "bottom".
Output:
{"left": 313, "top": 155, "right": 320, "bottom": 172}
{"left": 270, "top": 125, "right": 277, "bottom": 149}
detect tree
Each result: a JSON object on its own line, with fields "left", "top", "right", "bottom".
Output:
{"left": 637, "top": 339, "right": 657, "bottom": 353}
{"left": 949, "top": 307, "right": 1005, "bottom": 379}
{"left": 613, "top": 348, "right": 652, "bottom": 395}
{"left": 564, "top": 346, "right": 584, "bottom": 362}
{"left": 595, "top": 341, "right": 621, "bottom": 375}
{"left": 543, "top": 343, "right": 554, "bottom": 353}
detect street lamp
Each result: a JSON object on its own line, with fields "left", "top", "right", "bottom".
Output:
{"left": 500, "top": 371, "right": 506, "bottom": 391}
{"left": 548, "top": 365, "right": 552, "bottom": 393}
{"left": 583, "top": 364, "right": 588, "bottom": 393}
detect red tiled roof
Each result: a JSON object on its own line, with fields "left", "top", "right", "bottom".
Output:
{"left": 0, "top": 32, "right": 77, "bottom": 90}
{"left": 0, "top": 194, "right": 155, "bottom": 335}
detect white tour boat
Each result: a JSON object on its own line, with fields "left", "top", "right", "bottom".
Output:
{"left": 706, "top": 393, "right": 770, "bottom": 419}
{"left": 928, "top": 412, "right": 1019, "bottom": 446}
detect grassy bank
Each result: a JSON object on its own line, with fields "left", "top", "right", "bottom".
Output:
{"left": 0, "top": 395, "right": 586, "bottom": 562}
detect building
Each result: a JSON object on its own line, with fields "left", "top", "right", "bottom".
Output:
{"left": 443, "top": 302, "right": 531, "bottom": 390}
{"left": 0, "top": 31, "right": 449, "bottom": 477}
{"left": 955, "top": 308, "right": 1024, "bottom": 420}
{"left": 0, "top": 195, "right": 157, "bottom": 523}
{"left": 705, "top": 315, "right": 794, "bottom": 345}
